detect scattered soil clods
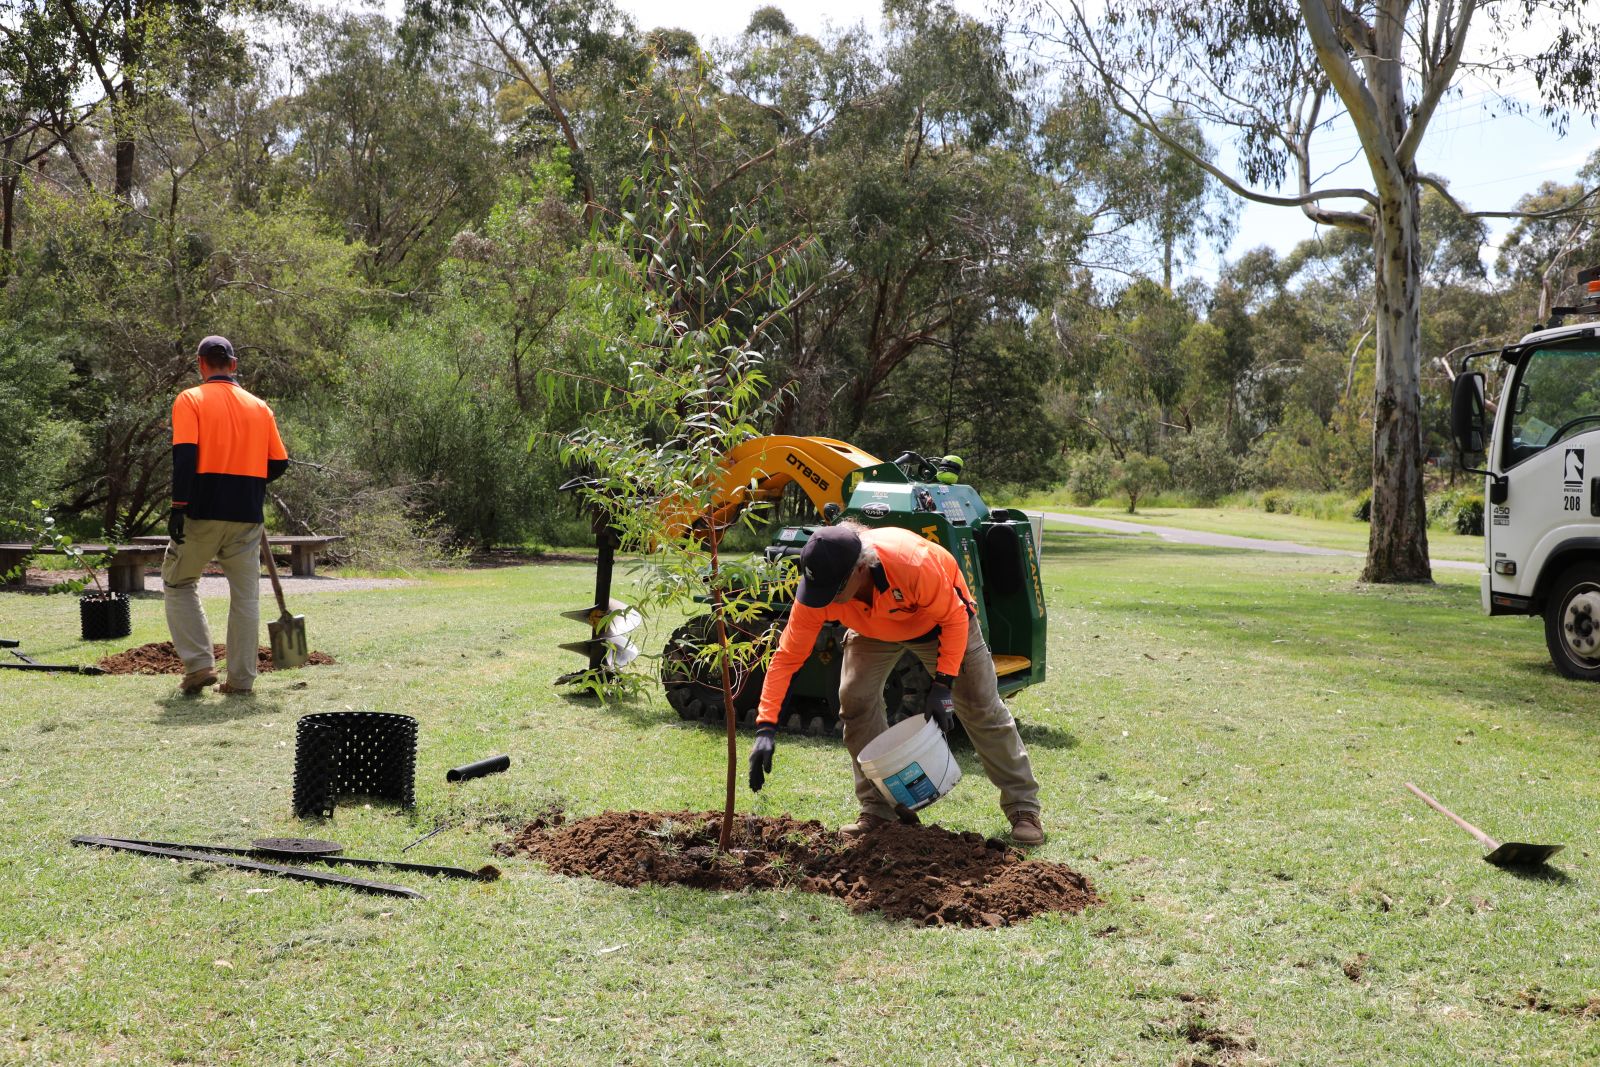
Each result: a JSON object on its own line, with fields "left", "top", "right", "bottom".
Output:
{"left": 499, "top": 809, "right": 1099, "bottom": 927}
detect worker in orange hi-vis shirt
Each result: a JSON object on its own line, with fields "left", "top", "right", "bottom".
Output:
{"left": 746, "top": 521, "right": 1044, "bottom": 846}
{"left": 163, "top": 336, "right": 288, "bottom": 697}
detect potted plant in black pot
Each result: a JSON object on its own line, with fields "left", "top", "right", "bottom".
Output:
{"left": 4, "top": 501, "right": 126, "bottom": 641}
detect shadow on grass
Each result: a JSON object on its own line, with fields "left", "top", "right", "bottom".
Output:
{"left": 556, "top": 689, "right": 676, "bottom": 733}
{"left": 1014, "top": 720, "right": 1079, "bottom": 750}
{"left": 1507, "top": 864, "right": 1575, "bottom": 885}
{"left": 155, "top": 689, "right": 284, "bottom": 724}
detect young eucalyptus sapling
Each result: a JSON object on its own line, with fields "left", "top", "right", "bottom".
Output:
{"left": 539, "top": 69, "right": 822, "bottom": 849}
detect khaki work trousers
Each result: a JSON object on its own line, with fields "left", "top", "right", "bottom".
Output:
{"left": 839, "top": 624, "right": 1040, "bottom": 822}
{"left": 162, "top": 519, "right": 263, "bottom": 688}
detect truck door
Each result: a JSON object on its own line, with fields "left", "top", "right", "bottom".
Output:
{"left": 1492, "top": 341, "right": 1600, "bottom": 597}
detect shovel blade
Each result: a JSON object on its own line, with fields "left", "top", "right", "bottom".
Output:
{"left": 1484, "top": 841, "right": 1564, "bottom": 869}
{"left": 269, "top": 612, "right": 309, "bottom": 669}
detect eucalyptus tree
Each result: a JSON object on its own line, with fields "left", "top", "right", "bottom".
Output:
{"left": 1496, "top": 151, "right": 1600, "bottom": 321}
{"left": 1039, "top": 92, "right": 1236, "bottom": 289}
{"left": 402, "top": 0, "right": 640, "bottom": 223}
{"left": 286, "top": 13, "right": 505, "bottom": 286}
{"left": 46, "top": 0, "right": 274, "bottom": 200}
{"left": 1029, "top": 0, "right": 1600, "bottom": 581}
{"left": 764, "top": 0, "right": 1073, "bottom": 439}
{"left": 0, "top": 1, "right": 80, "bottom": 269}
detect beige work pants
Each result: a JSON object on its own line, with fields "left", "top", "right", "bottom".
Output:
{"left": 838, "top": 624, "right": 1040, "bottom": 822}
{"left": 162, "top": 519, "right": 263, "bottom": 688}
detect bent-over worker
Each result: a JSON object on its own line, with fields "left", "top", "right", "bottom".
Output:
{"left": 747, "top": 521, "right": 1045, "bottom": 845}
{"left": 163, "top": 335, "right": 288, "bottom": 696}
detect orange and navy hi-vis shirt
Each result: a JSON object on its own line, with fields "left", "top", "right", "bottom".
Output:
{"left": 756, "top": 526, "right": 976, "bottom": 729}
{"left": 171, "top": 376, "right": 288, "bottom": 523}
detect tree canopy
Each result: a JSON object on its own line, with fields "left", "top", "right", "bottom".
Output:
{"left": 0, "top": 1, "right": 1591, "bottom": 565}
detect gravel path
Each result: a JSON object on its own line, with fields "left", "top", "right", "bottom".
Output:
{"left": 1038, "top": 510, "right": 1483, "bottom": 572}
{"left": 148, "top": 574, "right": 415, "bottom": 594}
{"left": 17, "top": 571, "right": 412, "bottom": 596}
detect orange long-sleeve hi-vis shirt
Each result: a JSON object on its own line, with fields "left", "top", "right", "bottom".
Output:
{"left": 757, "top": 526, "right": 975, "bottom": 729}
{"left": 171, "top": 377, "right": 288, "bottom": 523}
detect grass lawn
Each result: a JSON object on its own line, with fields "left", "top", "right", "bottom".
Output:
{"left": 2, "top": 533, "right": 1597, "bottom": 1065}
{"left": 1035, "top": 503, "right": 1487, "bottom": 563}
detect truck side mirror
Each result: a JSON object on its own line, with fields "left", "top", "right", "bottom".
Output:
{"left": 1451, "top": 371, "right": 1487, "bottom": 455}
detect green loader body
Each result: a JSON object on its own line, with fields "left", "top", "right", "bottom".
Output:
{"left": 662, "top": 457, "right": 1048, "bottom": 736}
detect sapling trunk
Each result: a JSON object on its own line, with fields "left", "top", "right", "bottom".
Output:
{"left": 83, "top": 550, "right": 103, "bottom": 594}
{"left": 707, "top": 521, "right": 737, "bottom": 852}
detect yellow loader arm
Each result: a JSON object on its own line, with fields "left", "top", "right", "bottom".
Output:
{"left": 667, "top": 435, "right": 882, "bottom": 537}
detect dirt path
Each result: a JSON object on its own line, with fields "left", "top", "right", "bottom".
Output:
{"left": 1040, "top": 510, "right": 1482, "bottom": 572}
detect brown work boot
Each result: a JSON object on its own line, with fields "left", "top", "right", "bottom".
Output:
{"left": 839, "top": 812, "right": 892, "bottom": 837}
{"left": 217, "top": 681, "right": 253, "bottom": 696}
{"left": 1009, "top": 810, "right": 1046, "bottom": 847}
{"left": 179, "top": 668, "right": 217, "bottom": 695}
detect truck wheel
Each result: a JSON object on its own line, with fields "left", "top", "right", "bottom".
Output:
{"left": 1543, "top": 562, "right": 1600, "bottom": 680}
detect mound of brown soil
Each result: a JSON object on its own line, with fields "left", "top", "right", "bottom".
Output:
{"left": 499, "top": 810, "right": 1099, "bottom": 927}
{"left": 97, "top": 641, "right": 336, "bottom": 675}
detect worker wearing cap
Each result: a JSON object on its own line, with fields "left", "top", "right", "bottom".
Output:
{"left": 163, "top": 336, "right": 289, "bottom": 696}
{"left": 747, "top": 521, "right": 1044, "bottom": 845}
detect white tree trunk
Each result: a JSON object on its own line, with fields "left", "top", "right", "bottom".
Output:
{"left": 1364, "top": 185, "right": 1432, "bottom": 582}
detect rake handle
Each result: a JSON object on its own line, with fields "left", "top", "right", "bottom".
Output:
{"left": 259, "top": 532, "right": 291, "bottom": 616}
{"left": 1405, "top": 782, "right": 1501, "bottom": 850}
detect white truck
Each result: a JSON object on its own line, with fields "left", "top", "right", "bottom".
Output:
{"left": 1452, "top": 268, "right": 1600, "bottom": 678}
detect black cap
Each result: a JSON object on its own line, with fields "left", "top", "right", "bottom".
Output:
{"left": 196, "top": 335, "right": 235, "bottom": 363}
{"left": 796, "top": 525, "right": 862, "bottom": 608}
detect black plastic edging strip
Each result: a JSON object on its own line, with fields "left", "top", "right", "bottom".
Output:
{"left": 71, "top": 837, "right": 425, "bottom": 899}
{"left": 98, "top": 836, "right": 493, "bottom": 881}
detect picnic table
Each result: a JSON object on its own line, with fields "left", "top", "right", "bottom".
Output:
{"left": 130, "top": 533, "right": 343, "bottom": 577}
{"left": 0, "top": 543, "right": 168, "bottom": 594}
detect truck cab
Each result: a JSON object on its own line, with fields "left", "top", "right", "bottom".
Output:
{"left": 1452, "top": 267, "right": 1600, "bottom": 678}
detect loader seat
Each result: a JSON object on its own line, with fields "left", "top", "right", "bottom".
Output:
{"left": 979, "top": 522, "right": 1026, "bottom": 597}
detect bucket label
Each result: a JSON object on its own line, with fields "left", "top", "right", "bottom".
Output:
{"left": 883, "top": 761, "right": 940, "bottom": 809}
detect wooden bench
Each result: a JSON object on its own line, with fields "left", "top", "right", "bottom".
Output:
{"left": 269, "top": 535, "right": 344, "bottom": 577}
{"left": 131, "top": 533, "right": 344, "bottom": 577}
{"left": 0, "top": 543, "right": 169, "bottom": 594}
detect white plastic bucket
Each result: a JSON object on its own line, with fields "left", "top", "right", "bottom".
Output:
{"left": 856, "top": 715, "right": 962, "bottom": 812}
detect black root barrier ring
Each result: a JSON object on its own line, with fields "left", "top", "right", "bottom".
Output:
{"left": 446, "top": 754, "right": 510, "bottom": 782}
{"left": 79, "top": 593, "right": 131, "bottom": 641}
{"left": 293, "top": 711, "right": 417, "bottom": 818}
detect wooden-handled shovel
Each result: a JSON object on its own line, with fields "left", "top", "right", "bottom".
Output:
{"left": 1404, "top": 782, "right": 1563, "bottom": 870}
{"left": 261, "top": 533, "right": 308, "bottom": 669}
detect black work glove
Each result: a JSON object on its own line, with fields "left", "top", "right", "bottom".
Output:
{"left": 168, "top": 507, "right": 186, "bottom": 545}
{"left": 923, "top": 677, "right": 955, "bottom": 733}
{"left": 749, "top": 728, "right": 776, "bottom": 792}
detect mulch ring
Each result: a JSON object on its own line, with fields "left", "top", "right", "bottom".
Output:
{"left": 97, "top": 641, "right": 335, "bottom": 675}
{"left": 498, "top": 809, "right": 1099, "bottom": 928}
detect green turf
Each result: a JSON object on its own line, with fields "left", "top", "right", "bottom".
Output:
{"left": 2, "top": 533, "right": 1596, "bottom": 1065}
{"left": 1035, "top": 504, "right": 1487, "bottom": 562}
